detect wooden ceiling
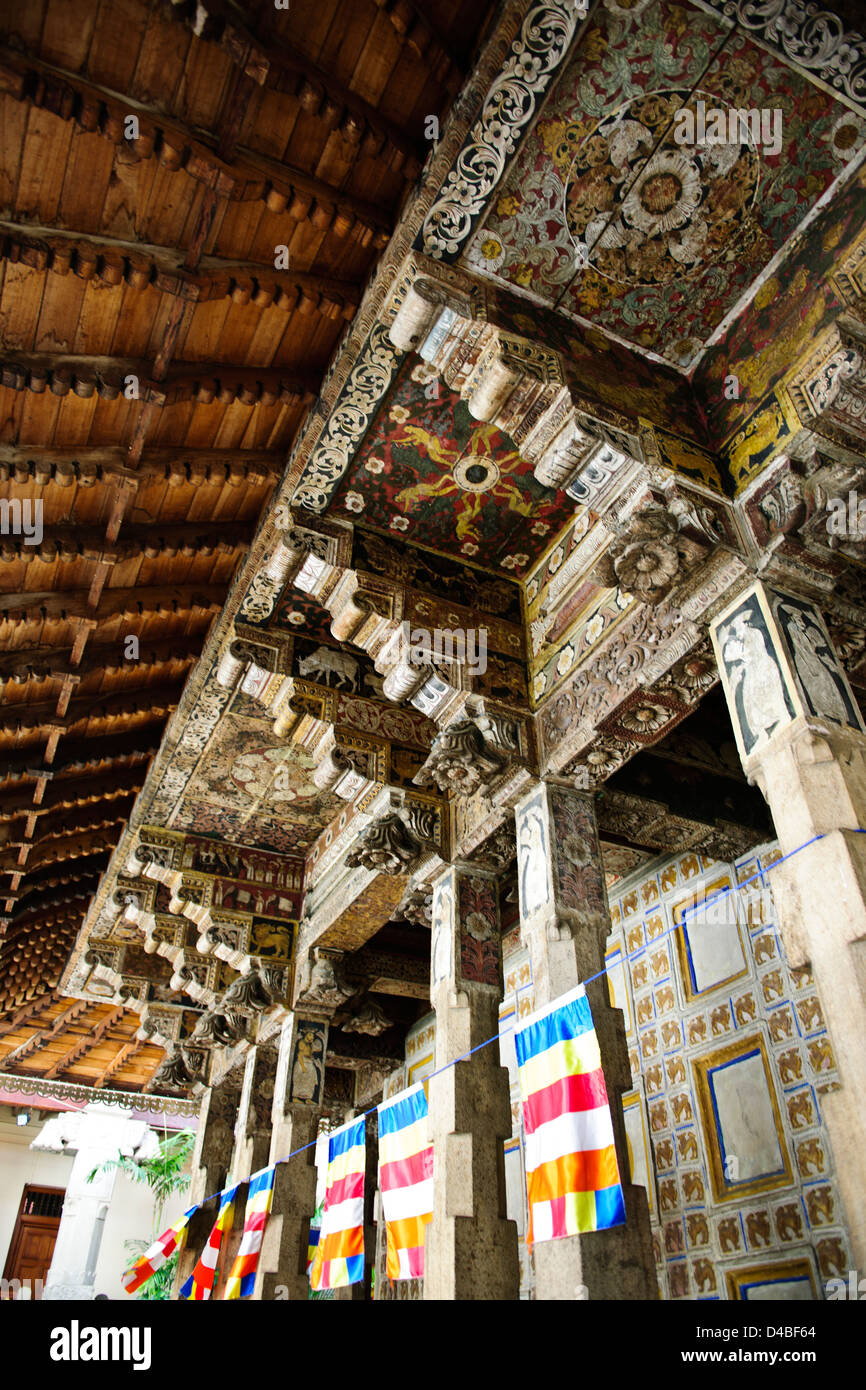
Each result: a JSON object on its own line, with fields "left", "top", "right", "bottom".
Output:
{"left": 0, "top": 0, "right": 497, "bottom": 1089}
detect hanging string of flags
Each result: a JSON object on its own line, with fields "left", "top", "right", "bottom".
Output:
{"left": 121, "top": 830, "right": 837, "bottom": 1297}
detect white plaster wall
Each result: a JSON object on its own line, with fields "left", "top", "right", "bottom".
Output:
{"left": 0, "top": 1106, "right": 187, "bottom": 1299}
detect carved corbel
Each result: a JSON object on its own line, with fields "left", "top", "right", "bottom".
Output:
{"left": 296, "top": 948, "right": 355, "bottom": 1010}
{"left": 344, "top": 799, "right": 438, "bottom": 876}
{"left": 192, "top": 1007, "right": 248, "bottom": 1047}
{"left": 341, "top": 999, "right": 391, "bottom": 1036}
{"left": 413, "top": 717, "right": 505, "bottom": 797}
{"left": 395, "top": 882, "right": 433, "bottom": 927}
{"left": 592, "top": 502, "right": 710, "bottom": 606}
{"left": 221, "top": 967, "right": 274, "bottom": 1015}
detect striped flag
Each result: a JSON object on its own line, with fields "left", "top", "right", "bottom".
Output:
{"left": 122, "top": 1207, "right": 198, "bottom": 1295}
{"left": 306, "top": 1204, "right": 323, "bottom": 1278}
{"left": 377, "top": 1084, "right": 433, "bottom": 1280}
{"left": 514, "top": 984, "right": 625, "bottom": 1245}
{"left": 309, "top": 1117, "right": 365, "bottom": 1290}
{"left": 223, "top": 1166, "right": 276, "bottom": 1300}
{"left": 179, "top": 1183, "right": 238, "bottom": 1301}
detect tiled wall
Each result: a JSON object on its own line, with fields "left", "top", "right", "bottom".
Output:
{"left": 499, "top": 841, "right": 852, "bottom": 1300}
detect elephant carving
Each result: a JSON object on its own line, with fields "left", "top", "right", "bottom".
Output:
{"left": 769, "top": 1008, "right": 794, "bottom": 1041}
{"left": 637, "top": 996, "right": 655, "bottom": 1025}
{"left": 651, "top": 949, "right": 670, "bottom": 979}
{"left": 671, "top": 1093, "right": 693, "bottom": 1125}
{"left": 677, "top": 1131, "right": 698, "bottom": 1161}
{"left": 796, "top": 996, "right": 823, "bottom": 1031}
{"left": 650, "top": 1101, "right": 668, "bottom": 1132}
{"left": 710, "top": 1005, "right": 731, "bottom": 1036}
{"left": 642, "top": 1030, "right": 659, "bottom": 1057}
{"left": 753, "top": 933, "right": 776, "bottom": 964}
{"left": 646, "top": 915, "right": 665, "bottom": 940}
{"left": 656, "top": 985, "right": 675, "bottom": 1014}
{"left": 645, "top": 1063, "right": 663, "bottom": 1094}
{"left": 806, "top": 1187, "right": 834, "bottom": 1226}
{"left": 688, "top": 1015, "right": 707, "bottom": 1045}
{"left": 761, "top": 969, "right": 784, "bottom": 1002}
{"left": 627, "top": 925, "right": 644, "bottom": 953}
{"left": 622, "top": 891, "right": 639, "bottom": 916}
{"left": 693, "top": 1258, "right": 716, "bottom": 1293}
{"left": 718, "top": 1217, "right": 741, "bottom": 1252}
{"left": 797, "top": 1138, "right": 825, "bottom": 1176}
{"left": 680, "top": 855, "right": 700, "bottom": 879}
{"left": 746, "top": 1210, "right": 771, "bottom": 1247}
{"left": 778, "top": 1048, "right": 803, "bottom": 1083}
{"left": 682, "top": 1172, "right": 705, "bottom": 1202}
{"left": 659, "top": 1179, "right": 678, "bottom": 1212}
{"left": 666, "top": 1056, "right": 686, "bottom": 1086}
{"left": 632, "top": 960, "right": 648, "bottom": 990}
{"left": 734, "top": 992, "right": 756, "bottom": 1025}
{"left": 817, "top": 1237, "right": 845, "bottom": 1279}
{"left": 655, "top": 1138, "right": 674, "bottom": 1170}
{"left": 807, "top": 1037, "right": 834, "bottom": 1072}
{"left": 661, "top": 866, "right": 678, "bottom": 892}
{"left": 787, "top": 1091, "right": 813, "bottom": 1129}
{"left": 686, "top": 1213, "right": 709, "bottom": 1247}
{"left": 661, "top": 1021, "right": 680, "bottom": 1049}
{"left": 775, "top": 1203, "right": 803, "bottom": 1242}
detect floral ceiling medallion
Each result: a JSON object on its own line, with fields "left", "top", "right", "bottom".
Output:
{"left": 563, "top": 90, "right": 761, "bottom": 288}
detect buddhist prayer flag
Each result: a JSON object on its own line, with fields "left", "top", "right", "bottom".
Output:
{"left": 179, "top": 1183, "right": 238, "bottom": 1301}
{"left": 377, "top": 1084, "right": 433, "bottom": 1280}
{"left": 306, "top": 1205, "right": 323, "bottom": 1278}
{"left": 309, "top": 1117, "right": 365, "bottom": 1290}
{"left": 514, "top": 984, "right": 625, "bottom": 1245}
{"left": 224, "top": 1165, "right": 276, "bottom": 1300}
{"left": 122, "top": 1207, "right": 197, "bottom": 1295}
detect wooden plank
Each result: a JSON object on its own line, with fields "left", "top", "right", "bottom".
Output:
{"left": 0, "top": 582, "right": 226, "bottom": 623}
{"left": 0, "top": 95, "right": 30, "bottom": 209}
{"left": 0, "top": 262, "right": 48, "bottom": 354}
{"left": 15, "top": 108, "right": 74, "bottom": 225}
{"left": 40, "top": 0, "right": 101, "bottom": 72}
{"left": 86, "top": 0, "right": 149, "bottom": 93}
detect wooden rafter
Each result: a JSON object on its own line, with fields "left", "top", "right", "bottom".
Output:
{"left": 0, "top": 353, "right": 319, "bottom": 407}
{"left": 0, "top": 682, "right": 184, "bottom": 733}
{"left": 0, "top": 998, "right": 91, "bottom": 1066}
{"left": 0, "top": 766, "right": 146, "bottom": 817}
{"left": 0, "top": 518, "right": 255, "bottom": 567}
{"left": 0, "top": 444, "right": 282, "bottom": 489}
{"left": 0, "top": 830, "right": 125, "bottom": 874}
{"left": 0, "top": 48, "right": 392, "bottom": 245}
{"left": 41, "top": 1006, "right": 127, "bottom": 1079}
{"left": 0, "top": 993, "right": 57, "bottom": 1039}
{"left": 0, "top": 740, "right": 158, "bottom": 784}
{"left": 93, "top": 1038, "right": 144, "bottom": 1089}
{"left": 0, "top": 583, "right": 225, "bottom": 624}
{"left": 0, "top": 633, "right": 204, "bottom": 686}
{"left": 0, "top": 219, "right": 360, "bottom": 322}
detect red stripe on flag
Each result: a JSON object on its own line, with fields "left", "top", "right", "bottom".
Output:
{"left": 521, "top": 1070, "right": 610, "bottom": 1135}
{"left": 325, "top": 1171, "right": 364, "bottom": 1207}
{"left": 379, "top": 1149, "right": 432, "bottom": 1192}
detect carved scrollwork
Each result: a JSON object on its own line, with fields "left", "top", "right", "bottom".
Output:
{"left": 395, "top": 883, "right": 434, "bottom": 927}
{"left": 296, "top": 950, "right": 355, "bottom": 1010}
{"left": 344, "top": 811, "right": 428, "bottom": 875}
{"left": 222, "top": 969, "right": 273, "bottom": 1014}
{"left": 192, "top": 1008, "right": 248, "bottom": 1046}
{"left": 593, "top": 504, "right": 708, "bottom": 606}
{"left": 413, "top": 718, "right": 505, "bottom": 796}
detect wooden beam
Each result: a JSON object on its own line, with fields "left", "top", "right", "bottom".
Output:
{"left": 0, "top": 444, "right": 281, "bottom": 489}
{"left": 0, "top": 830, "right": 124, "bottom": 874}
{"left": 0, "top": 998, "right": 91, "bottom": 1065}
{"left": 0, "top": 353, "right": 318, "bottom": 407}
{"left": 0, "top": 632, "right": 204, "bottom": 685}
{"left": 0, "top": 48, "right": 392, "bottom": 245}
{"left": 0, "top": 738, "right": 158, "bottom": 783}
{"left": 0, "top": 681, "right": 184, "bottom": 733}
{"left": 0, "top": 518, "right": 254, "bottom": 567}
{"left": 0, "top": 219, "right": 360, "bottom": 319}
{"left": 0, "top": 774, "right": 143, "bottom": 821}
{"left": 0, "top": 583, "right": 225, "bottom": 624}
{"left": 0, "top": 993, "right": 57, "bottom": 1037}
{"left": 93, "top": 1038, "right": 144, "bottom": 1088}
{"left": 159, "top": 0, "right": 425, "bottom": 171}
{"left": 41, "top": 1006, "right": 127, "bottom": 1078}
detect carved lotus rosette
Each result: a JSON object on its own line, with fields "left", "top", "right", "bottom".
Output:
{"left": 593, "top": 505, "right": 707, "bottom": 606}
{"left": 344, "top": 809, "right": 432, "bottom": 875}
{"left": 395, "top": 883, "right": 434, "bottom": 927}
{"left": 413, "top": 718, "right": 506, "bottom": 797}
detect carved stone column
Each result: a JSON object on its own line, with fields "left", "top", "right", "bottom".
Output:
{"left": 175, "top": 1076, "right": 242, "bottom": 1293}
{"left": 255, "top": 1012, "right": 328, "bottom": 1300}
{"left": 514, "top": 782, "right": 656, "bottom": 1300}
{"left": 710, "top": 580, "right": 866, "bottom": 1267}
{"left": 424, "top": 863, "right": 519, "bottom": 1300}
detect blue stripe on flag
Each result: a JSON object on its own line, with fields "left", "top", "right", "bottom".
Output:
{"left": 328, "top": 1118, "right": 365, "bottom": 1160}
{"left": 378, "top": 1086, "right": 427, "bottom": 1136}
{"left": 514, "top": 993, "right": 594, "bottom": 1067}
{"left": 248, "top": 1167, "right": 275, "bottom": 1201}
{"left": 345, "top": 1254, "right": 365, "bottom": 1285}
{"left": 179, "top": 1272, "right": 194, "bottom": 1300}
{"left": 239, "top": 1271, "right": 257, "bottom": 1299}
{"left": 595, "top": 1183, "right": 626, "bottom": 1230}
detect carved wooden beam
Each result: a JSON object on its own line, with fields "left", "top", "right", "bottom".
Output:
{"left": 0, "top": 353, "right": 318, "bottom": 408}
{"left": 0, "top": 444, "right": 282, "bottom": 489}
{"left": 0, "top": 48, "right": 392, "bottom": 245}
{"left": 0, "top": 993, "right": 57, "bottom": 1037}
{"left": 0, "top": 998, "right": 91, "bottom": 1065}
{"left": 0, "top": 583, "right": 225, "bottom": 624}
{"left": 0, "top": 681, "right": 184, "bottom": 733}
{"left": 0, "top": 519, "right": 254, "bottom": 568}
{"left": 0, "top": 632, "right": 203, "bottom": 686}
{"left": 159, "top": 0, "right": 425, "bottom": 172}
{"left": 40, "top": 1005, "right": 127, "bottom": 1078}
{"left": 0, "top": 220, "right": 360, "bottom": 323}
{"left": 93, "top": 1038, "right": 144, "bottom": 1089}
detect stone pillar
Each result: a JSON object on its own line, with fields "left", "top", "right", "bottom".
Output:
{"left": 33, "top": 1102, "right": 155, "bottom": 1301}
{"left": 231, "top": 1042, "right": 279, "bottom": 1182}
{"left": 255, "top": 1012, "right": 328, "bottom": 1300}
{"left": 424, "top": 862, "right": 519, "bottom": 1300}
{"left": 175, "top": 1076, "right": 242, "bottom": 1293}
{"left": 710, "top": 580, "right": 866, "bottom": 1267}
{"left": 514, "top": 782, "right": 657, "bottom": 1300}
